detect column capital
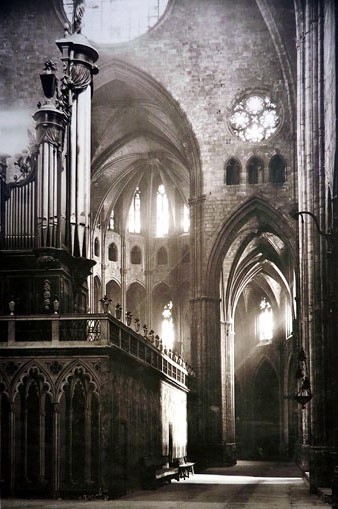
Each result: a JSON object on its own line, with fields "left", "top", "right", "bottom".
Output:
{"left": 188, "top": 194, "right": 206, "bottom": 207}
{"left": 190, "top": 295, "right": 220, "bottom": 303}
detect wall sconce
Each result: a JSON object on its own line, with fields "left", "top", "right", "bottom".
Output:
{"left": 292, "top": 210, "right": 331, "bottom": 240}
{"left": 294, "top": 347, "right": 313, "bottom": 408}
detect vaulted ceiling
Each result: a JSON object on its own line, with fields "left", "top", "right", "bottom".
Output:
{"left": 90, "top": 66, "right": 198, "bottom": 228}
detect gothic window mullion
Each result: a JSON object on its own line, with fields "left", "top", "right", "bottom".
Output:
{"left": 23, "top": 388, "right": 29, "bottom": 483}
{"left": 65, "top": 388, "right": 72, "bottom": 483}
{"left": 39, "top": 392, "right": 46, "bottom": 483}
{"left": 85, "top": 390, "right": 92, "bottom": 484}
{"left": 52, "top": 402, "right": 61, "bottom": 496}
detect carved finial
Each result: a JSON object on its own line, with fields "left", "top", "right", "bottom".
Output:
{"left": 73, "top": 0, "right": 85, "bottom": 34}
{"left": 43, "top": 59, "right": 57, "bottom": 72}
{"left": 64, "top": 22, "right": 70, "bottom": 37}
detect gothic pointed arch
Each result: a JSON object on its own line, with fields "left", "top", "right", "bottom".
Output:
{"left": 93, "top": 275, "right": 102, "bottom": 313}
{"left": 11, "top": 360, "right": 54, "bottom": 403}
{"left": 157, "top": 246, "right": 168, "bottom": 265}
{"left": 56, "top": 360, "right": 101, "bottom": 403}
{"left": 253, "top": 354, "right": 279, "bottom": 382}
{"left": 225, "top": 157, "right": 241, "bottom": 185}
{"left": 91, "top": 59, "right": 201, "bottom": 230}
{"left": 106, "top": 278, "right": 122, "bottom": 309}
{"left": 247, "top": 155, "right": 264, "bottom": 184}
{"left": 254, "top": 0, "right": 296, "bottom": 128}
{"left": 226, "top": 232, "right": 294, "bottom": 321}
{"left": 0, "top": 367, "right": 10, "bottom": 399}
{"left": 206, "top": 196, "right": 297, "bottom": 297}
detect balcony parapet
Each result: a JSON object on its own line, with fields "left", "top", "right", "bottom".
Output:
{"left": 0, "top": 314, "right": 190, "bottom": 389}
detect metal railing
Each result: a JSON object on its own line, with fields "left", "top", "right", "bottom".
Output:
{"left": 0, "top": 313, "right": 189, "bottom": 387}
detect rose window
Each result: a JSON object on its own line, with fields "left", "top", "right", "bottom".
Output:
{"left": 229, "top": 94, "right": 280, "bottom": 142}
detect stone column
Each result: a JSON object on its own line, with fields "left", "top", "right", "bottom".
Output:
{"left": 121, "top": 234, "right": 127, "bottom": 319}
{"left": 190, "top": 295, "right": 223, "bottom": 465}
{"left": 9, "top": 401, "right": 15, "bottom": 494}
{"left": 85, "top": 395, "right": 92, "bottom": 484}
{"left": 295, "top": 0, "right": 333, "bottom": 489}
{"left": 220, "top": 320, "right": 236, "bottom": 465}
{"left": 39, "top": 394, "right": 46, "bottom": 483}
{"left": 23, "top": 400, "right": 28, "bottom": 482}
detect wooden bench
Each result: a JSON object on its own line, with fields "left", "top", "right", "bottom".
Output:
{"left": 141, "top": 456, "right": 180, "bottom": 488}
{"left": 174, "top": 457, "right": 196, "bottom": 479}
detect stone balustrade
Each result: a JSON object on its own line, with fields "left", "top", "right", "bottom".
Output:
{"left": 0, "top": 313, "right": 191, "bottom": 388}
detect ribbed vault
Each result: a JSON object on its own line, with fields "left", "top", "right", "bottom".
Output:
{"left": 207, "top": 197, "right": 297, "bottom": 326}
{"left": 91, "top": 60, "right": 201, "bottom": 229}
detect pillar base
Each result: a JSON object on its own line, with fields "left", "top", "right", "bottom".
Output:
{"left": 189, "top": 442, "right": 237, "bottom": 469}
{"left": 297, "top": 443, "right": 310, "bottom": 474}
{"left": 222, "top": 442, "right": 237, "bottom": 466}
{"left": 309, "top": 446, "right": 337, "bottom": 492}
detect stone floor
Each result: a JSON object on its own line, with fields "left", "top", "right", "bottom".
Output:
{"left": 1, "top": 461, "right": 330, "bottom": 509}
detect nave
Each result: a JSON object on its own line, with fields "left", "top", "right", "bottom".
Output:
{"left": 3, "top": 461, "right": 329, "bottom": 509}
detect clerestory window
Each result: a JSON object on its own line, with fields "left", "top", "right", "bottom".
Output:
{"left": 156, "top": 184, "right": 169, "bottom": 236}
{"left": 258, "top": 297, "right": 273, "bottom": 342}
{"left": 128, "top": 187, "right": 141, "bottom": 233}
{"left": 131, "top": 245, "right": 142, "bottom": 264}
{"left": 162, "top": 300, "right": 174, "bottom": 350}
{"left": 183, "top": 204, "right": 190, "bottom": 233}
{"left": 108, "top": 211, "right": 115, "bottom": 231}
{"left": 157, "top": 246, "right": 168, "bottom": 265}
{"left": 108, "top": 242, "right": 118, "bottom": 262}
{"left": 94, "top": 237, "right": 100, "bottom": 257}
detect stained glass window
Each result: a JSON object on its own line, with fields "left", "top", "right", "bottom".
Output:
{"left": 229, "top": 95, "right": 280, "bottom": 142}
{"left": 128, "top": 187, "right": 141, "bottom": 233}
{"left": 108, "top": 211, "right": 114, "bottom": 230}
{"left": 156, "top": 184, "right": 169, "bottom": 236}
{"left": 183, "top": 204, "right": 190, "bottom": 233}
{"left": 259, "top": 298, "right": 273, "bottom": 342}
{"left": 162, "top": 300, "right": 174, "bottom": 350}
